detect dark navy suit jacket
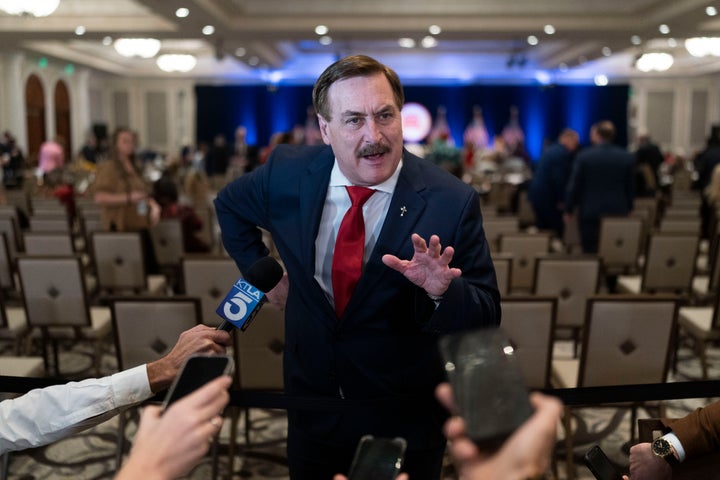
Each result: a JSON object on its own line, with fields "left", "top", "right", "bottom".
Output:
{"left": 214, "top": 144, "right": 500, "bottom": 449}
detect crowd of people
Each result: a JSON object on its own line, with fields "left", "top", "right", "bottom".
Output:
{"left": 2, "top": 53, "right": 720, "bottom": 480}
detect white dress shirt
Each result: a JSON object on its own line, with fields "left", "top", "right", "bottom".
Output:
{"left": 0, "top": 365, "right": 152, "bottom": 454}
{"left": 314, "top": 159, "right": 402, "bottom": 305}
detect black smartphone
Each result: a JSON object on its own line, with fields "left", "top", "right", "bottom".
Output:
{"left": 347, "top": 435, "right": 407, "bottom": 480}
{"left": 583, "top": 445, "right": 624, "bottom": 480}
{"left": 438, "top": 326, "right": 534, "bottom": 450}
{"left": 161, "top": 354, "right": 234, "bottom": 411}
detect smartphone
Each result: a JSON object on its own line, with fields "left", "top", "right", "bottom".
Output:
{"left": 438, "top": 327, "right": 534, "bottom": 449}
{"left": 583, "top": 445, "right": 624, "bottom": 480}
{"left": 347, "top": 435, "right": 407, "bottom": 480}
{"left": 161, "top": 354, "right": 234, "bottom": 411}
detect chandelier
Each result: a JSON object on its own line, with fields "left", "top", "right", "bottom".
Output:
{"left": 685, "top": 37, "right": 720, "bottom": 57}
{"left": 0, "top": 0, "right": 59, "bottom": 16}
{"left": 635, "top": 52, "right": 674, "bottom": 72}
{"left": 114, "top": 38, "right": 161, "bottom": 59}
{"left": 156, "top": 54, "right": 197, "bottom": 73}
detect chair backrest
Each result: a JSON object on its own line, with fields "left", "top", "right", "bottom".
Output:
{"left": 499, "top": 232, "right": 551, "bottom": 292}
{"left": 533, "top": 255, "right": 600, "bottom": 330}
{"left": 659, "top": 217, "right": 701, "bottom": 235}
{"left": 110, "top": 297, "right": 201, "bottom": 370}
{"left": 491, "top": 253, "right": 512, "bottom": 297}
{"left": 17, "top": 256, "right": 92, "bottom": 328}
{"left": 633, "top": 196, "right": 659, "bottom": 228}
{"left": 0, "top": 215, "right": 22, "bottom": 258}
{"left": 181, "top": 256, "right": 240, "bottom": 327}
{"left": 640, "top": 233, "right": 699, "bottom": 293}
{"left": 23, "top": 232, "right": 74, "bottom": 256}
{"left": 91, "top": 231, "right": 149, "bottom": 292}
{"left": 597, "top": 216, "right": 644, "bottom": 271}
{"left": 577, "top": 295, "right": 679, "bottom": 387}
{"left": 234, "top": 303, "right": 285, "bottom": 390}
{"left": 150, "top": 219, "right": 184, "bottom": 266}
{"left": 0, "top": 233, "right": 14, "bottom": 291}
{"left": 482, "top": 216, "right": 520, "bottom": 252}
{"left": 29, "top": 216, "right": 71, "bottom": 233}
{"left": 500, "top": 296, "right": 557, "bottom": 389}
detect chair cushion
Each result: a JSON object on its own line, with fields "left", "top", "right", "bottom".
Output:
{"left": 616, "top": 275, "right": 641, "bottom": 294}
{"left": 678, "top": 307, "right": 719, "bottom": 340}
{"left": 0, "top": 356, "right": 45, "bottom": 376}
{"left": 551, "top": 358, "right": 579, "bottom": 389}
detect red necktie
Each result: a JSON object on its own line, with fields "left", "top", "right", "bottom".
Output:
{"left": 332, "top": 186, "right": 375, "bottom": 318}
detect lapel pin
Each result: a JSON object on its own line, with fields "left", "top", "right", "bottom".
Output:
{"left": 400, "top": 206, "right": 407, "bottom": 217}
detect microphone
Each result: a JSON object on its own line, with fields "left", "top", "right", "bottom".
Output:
{"left": 216, "top": 256, "right": 284, "bottom": 332}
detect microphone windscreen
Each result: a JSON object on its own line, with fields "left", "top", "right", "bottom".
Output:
{"left": 244, "top": 256, "right": 284, "bottom": 292}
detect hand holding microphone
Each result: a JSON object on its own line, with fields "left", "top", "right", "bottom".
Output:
{"left": 216, "top": 256, "right": 284, "bottom": 332}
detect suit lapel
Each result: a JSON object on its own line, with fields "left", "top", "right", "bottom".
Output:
{"left": 298, "top": 148, "right": 334, "bottom": 275}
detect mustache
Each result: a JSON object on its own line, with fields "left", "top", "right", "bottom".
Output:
{"left": 357, "top": 143, "right": 390, "bottom": 157}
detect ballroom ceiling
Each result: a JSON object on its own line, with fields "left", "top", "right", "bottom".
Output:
{"left": 2, "top": 0, "right": 720, "bottom": 84}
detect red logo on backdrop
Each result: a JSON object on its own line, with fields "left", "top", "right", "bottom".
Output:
{"left": 402, "top": 102, "right": 432, "bottom": 143}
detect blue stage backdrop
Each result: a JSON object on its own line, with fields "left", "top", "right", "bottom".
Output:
{"left": 195, "top": 83, "right": 629, "bottom": 163}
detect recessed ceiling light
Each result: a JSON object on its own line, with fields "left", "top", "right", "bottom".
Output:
{"left": 315, "top": 25, "right": 329, "bottom": 35}
{"left": 527, "top": 35, "right": 539, "bottom": 46}
{"left": 202, "top": 25, "right": 215, "bottom": 35}
{"left": 235, "top": 47, "right": 246, "bottom": 57}
{"left": 594, "top": 74, "right": 609, "bottom": 86}
{"left": 319, "top": 36, "right": 332, "bottom": 45}
{"left": 659, "top": 24, "right": 670, "bottom": 35}
{"left": 667, "top": 38, "right": 677, "bottom": 48}
{"left": 421, "top": 35, "right": 438, "bottom": 48}
{"left": 707, "top": 6, "right": 718, "bottom": 16}
{"left": 102, "top": 36, "right": 112, "bottom": 46}
{"left": 398, "top": 38, "right": 416, "bottom": 48}
{"left": 248, "top": 56, "right": 260, "bottom": 66}
{"left": 602, "top": 46, "right": 612, "bottom": 56}
{"left": 75, "top": 26, "right": 86, "bottom": 36}
{"left": 558, "top": 63, "right": 569, "bottom": 72}
{"left": 631, "top": 35, "right": 642, "bottom": 45}
{"left": 544, "top": 25, "right": 555, "bottom": 35}
{"left": 175, "top": 7, "right": 189, "bottom": 18}
{"left": 428, "top": 25, "right": 442, "bottom": 35}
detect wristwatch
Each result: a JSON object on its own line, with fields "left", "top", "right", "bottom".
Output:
{"left": 651, "top": 436, "right": 678, "bottom": 465}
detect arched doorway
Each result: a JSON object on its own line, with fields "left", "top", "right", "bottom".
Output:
{"left": 54, "top": 80, "right": 72, "bottom": 161}
{"left": 25, "top": 74, "right": 46, "bottom": 166}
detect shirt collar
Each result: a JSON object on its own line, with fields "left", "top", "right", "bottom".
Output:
{"left": 329, "top": 157, "right": 403, "bottom": 194}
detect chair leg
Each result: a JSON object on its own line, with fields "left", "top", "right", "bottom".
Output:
{"left": 1, "top": 451, "right": 8, "bottom": 480}
{"left": 563, "top": 406, "right": 575, "bottom": 480}
{"left": 116, "top": 410, "right": 127, "bottom": 469}
{"left": 699, "top": 342, "right": 709, "bottom": 380}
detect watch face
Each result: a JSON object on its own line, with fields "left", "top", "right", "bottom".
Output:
{"left": 653, "top": 438, "right": 672, "bottom": 457}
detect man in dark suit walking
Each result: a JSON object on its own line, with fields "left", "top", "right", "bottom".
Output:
{"left": 564, "top": 120, "right": 635, "bottom": 253}
{"left": 214, "top": 55, "right": 500, "bottom": 480}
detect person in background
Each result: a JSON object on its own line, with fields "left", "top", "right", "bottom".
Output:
{"left": 528, "top": 128, "right": 580, "bottom": 238}
{"left": 115, "top": 375, "right": 231, "bottom": 480}
{"left": 214, "top": 54, "right": 499, "bottom": 480}
{"left": 91, "top": 126, "right": 161, "bottom": 273}
{"left": 694, "top": 126, "right": 720, "bottom": 239}
{"left": 0, "top": 130, "right": 25, "bottom": 190}
{"left": 564, "top": 120, "right": 635, "bottom": 254}
{"left": 0, "top": 325, "right": 232, "bottom": 454}
{"left": 634, "top": 131, "right": 664, "bottom": 193}
{"left": 37, "top": 135, "right": 65, "bottom": 176}
{"left": 153, "top": 174, "right": 211, "bottom": 253}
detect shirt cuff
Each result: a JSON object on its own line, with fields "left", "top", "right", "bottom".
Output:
{"left": 110, "top": 364, "right": 153, "bottom": 406}
{"left": 663, "top": 432, "right": 686, "bottom": 462}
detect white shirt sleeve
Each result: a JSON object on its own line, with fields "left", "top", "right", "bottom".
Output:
{"left": 0, "top": 365, "right": 152, "bottom": 454}
{"left": 663, "top": 432, "right": 686, "bottom": 462}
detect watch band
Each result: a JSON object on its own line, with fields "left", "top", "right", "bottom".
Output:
{"left": 652, "top": 437, "right": 678, "bottom": 465}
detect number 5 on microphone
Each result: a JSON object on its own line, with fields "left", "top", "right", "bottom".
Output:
{"left": 216, "top": 278, "right": 266, "bottom": 330}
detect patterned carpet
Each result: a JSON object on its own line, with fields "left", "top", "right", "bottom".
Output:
{"left": 2, "top": 339, "right": 719, "bottom": 479}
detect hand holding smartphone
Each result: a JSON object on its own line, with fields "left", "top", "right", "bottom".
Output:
{"left": 347, "top": 435, "right": 406, "bottom": 480}
{"left": 162, "top": 354, "right": 234, "bottom": 411}
{"left": 438, "top": 327, "right": 534, "bottom": 449}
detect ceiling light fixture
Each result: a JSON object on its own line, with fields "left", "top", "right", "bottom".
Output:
{"left": 428, "top": 25, "right": 442, "bottom": 35}
{"left": 707, "top": 6, "right": 718, "bottom": 16}
{"left": 398, "top": 38, "right": 416, "bottom": 48}
{"left": 202, "top": 25, "right": 215, "bottom": 35}
{"left": 527, "top": 35, "right": 539, "bottom": 46}
{"left": 544, "top": 25, "right": 555, "bottom": 35}
{"left": 602, "top": 46, "right": 612, "bottom": 56}
{"left": 631, "top": 35, "right": 642, "bottom": 45}
{"left": 156, "top": 54, "right": 197, "bottom": 73}
{"left": 667, "top": 38, "right": 677, "bottom": 48}
{"left": 175, "top": 7, "right": 189, "bottom": 18}
{"left": 685, "top": 37, "right": 720, "bottom": 57}
{"left": 659, "top": 24, "right": 670, "bottom": 34}
{"left": 0, "top": 0, "right": 59, "bottom": 17}
{"left": 594, "top": 74, "right": 609, "bottom": 86}
{"left": 635, "top": 52, "right": 674, "bottom": 72}
{"left": 235, "top": 47, "right": 246, "bottom": 57}
{"left": 319, "top": 35, "right": 332, "bottom": 45}
{"left": 74, "top": 25, "right": 86, "bottom": 36}
{"left": 315, "top": 25, "right": 329, "bottom": 35}
{"left": 114, "top": 38, "right": 161, "bottom": 58}
{"left": 421, "top": 36, "right": 437, "bottom": 48}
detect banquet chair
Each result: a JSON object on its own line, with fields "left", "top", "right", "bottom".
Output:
{"left": 597, "top": 216, "right": 644, "bottom": 276}
{"left": 16, "top": 256, "right": 112, "bottom": 376}
{"left": 691, "top": 234, "right": 720, "bottom": 304}
{"left": 675, "top": 292, "right": 720, "bottom": 379}
{"left": 499, "top": 296, "right": 557, "bottom": 389}
{"left": 552, "top": 295, "right": 680, "bottom": 480}
{"left": 490, "top": 253, "right": 512, "bottom": 298}
{"left": 616, "top": 233, "right": 699, "bottom": 295}
{"left": 23, "top": 231, "right": 74, "bottom": 256}
{"left": 90, "top": 231, "right": 167, "bottom": 296}
{"left": 181, "top": 256, "right": 240, "bottom": 327}
{"left": 0, "top": 216, "right": 22, "bottom": 266}
{"left": 533, "top": 255, "right": 600, "bottom": 357}
{"left": 0, "top": 234, "right": 15, "bottom": 294}
{"left": 28, "top": 216, "right": 71, "bottom": 234}
{"left": 482, "top": 216, "right": 520, "bottom": 252}
{"left": 0, "top": 287, "right": 30, "bottom": 355}
{"left": 149, "top": 218, "right": 184, "bottom": 290}
{"left": 659, "top": 216, "right": 701, "bottom": 235}
{"left": 499, "top": 232, "right": 551, "bottom": 293}
{"left": 110, "top": 296, "right": 202, "bottom": 468}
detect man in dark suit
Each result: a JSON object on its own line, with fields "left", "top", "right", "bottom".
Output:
{"left": 564, "top": 120, "right": 635, "bottom": 253}
{"left": 625, "top": 400, "right": 720, "bottom": 479}
{"left": 214, "top": 55, "right": 500, "bottom": 480}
